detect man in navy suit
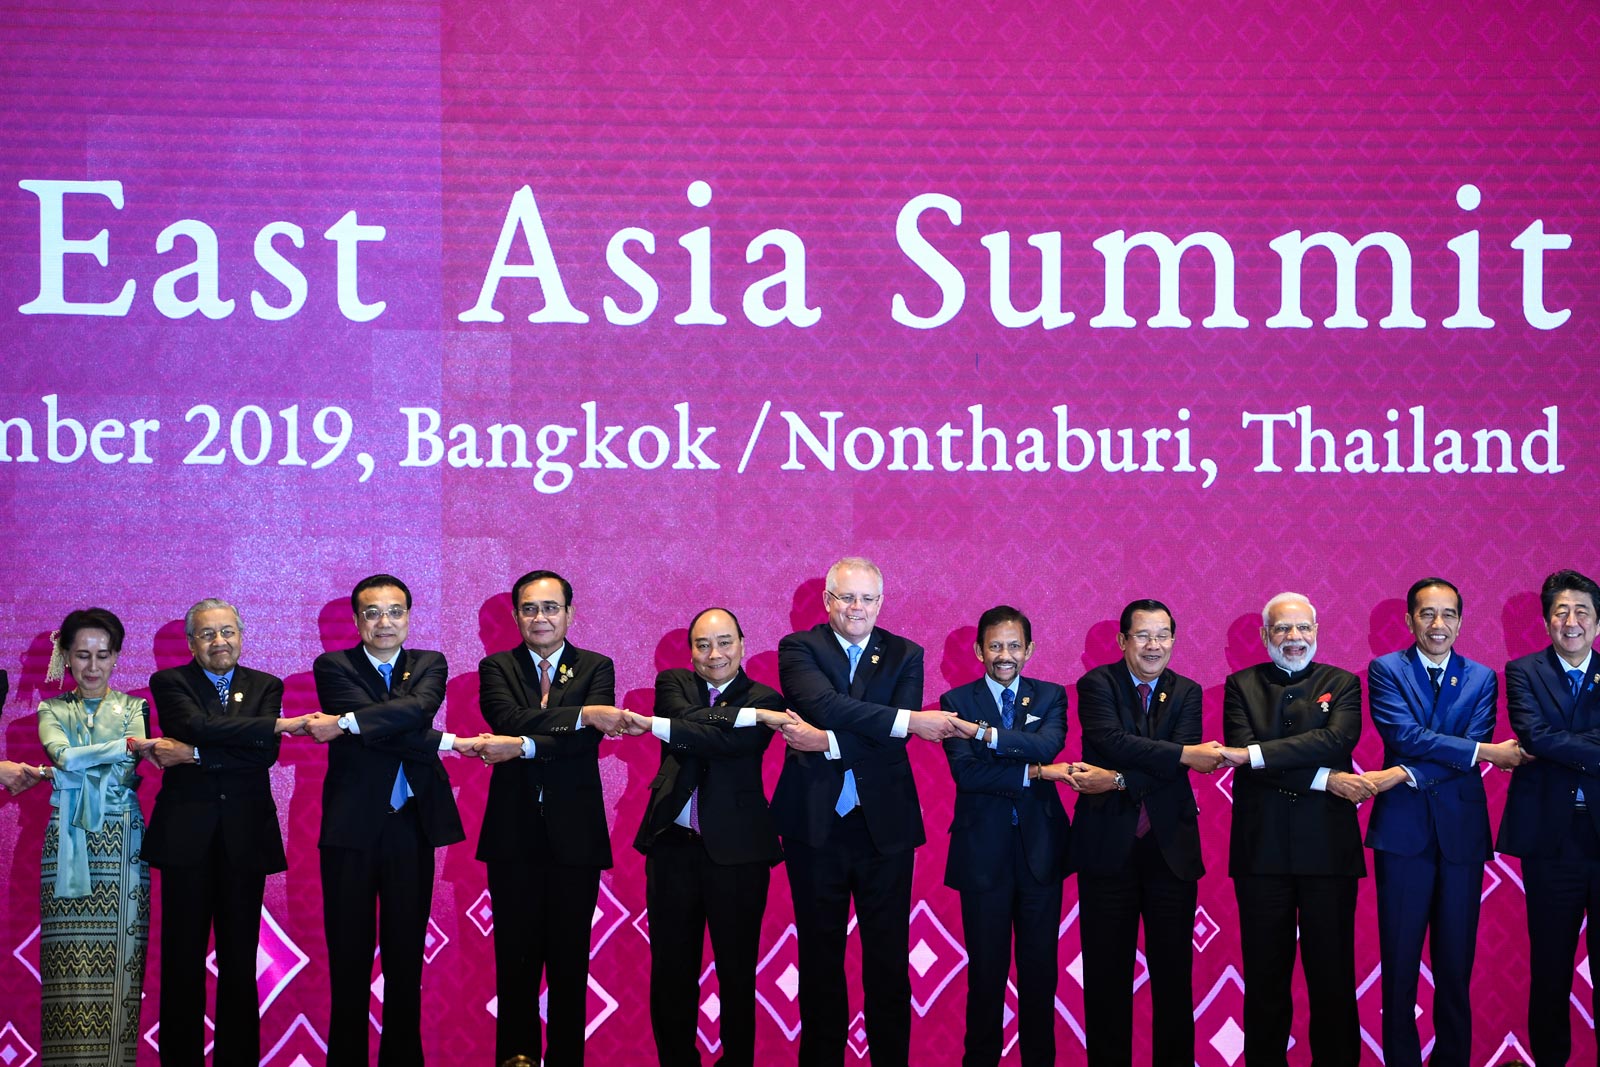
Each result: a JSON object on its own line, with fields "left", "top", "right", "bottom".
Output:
{"left": 770, "top": 556, "right": 957, "bottom": 1067}
{"left": 1361, "top": 577, "right": 1526, "bottom": 1067}
{"left": 1071, "top": 599, "right": 1225, "bottom": 1067}
{"left": 939, "top": 605, "right": 1070, "bottom": 1067}
{"left": 305, "top": 574, "right": 471, "bottom": 1067}
{"left": 1496, "top": 569, "right": 1600, "bottom": 1067}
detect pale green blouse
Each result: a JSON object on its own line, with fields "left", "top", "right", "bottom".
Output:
{"left": 37, "top": 689, "right": 148, "bottom": 898}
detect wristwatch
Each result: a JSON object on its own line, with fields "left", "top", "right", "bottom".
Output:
{"left": 1113, "top": 772, "right": 1127, "bottom": 791}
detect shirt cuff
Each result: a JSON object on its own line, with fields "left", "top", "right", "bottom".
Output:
{"left": 1248, "top": 743, "right": 1264, "bottom": 769}
{"left": 1402, "top": 765, "right": 1418, "bottom": 788}
{"left": 734, "top": 709, "right": 759, "bottom": 727}
{"left": 652, "top": 718, "right": 672, "bottom": 742}
{"left": 1471, "top": 742, "right": 1482, "bottom": 766}
{"left": 825, "top": 730, "right": 841, "bottom": 760}
{"left": 192, "top": 746, "right": 201, "bottom": 765}
{"left": 437, "top": 733, "right": 455, "bottom": 752}
{"left": 890, "top": 709, "right": 910, "bottom": 738}
{"left": 987, "top": 728, "right": 1001, "bottom": 751}
{"left": 1310, "top": 767, "right": 1330, "bottom": 791}
{"left": 1022, "top": 766, "right": 1031, "bottom": 787}
{"left": 520, "top": 736, "right": 537, "bottom": 758}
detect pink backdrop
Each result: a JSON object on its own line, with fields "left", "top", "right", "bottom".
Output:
{"left": 2, "top": 1, "right": 1597, "bottom": 1063}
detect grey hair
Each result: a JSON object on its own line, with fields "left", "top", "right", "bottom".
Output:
{"left": 1261, "top": 592, "right": 1316, "bottom": 626}
{"left": 184, "top": 598, "right": 244, "bottom": 637}
{"left": 826, "top": 556, "right": 884, "bottom": 594}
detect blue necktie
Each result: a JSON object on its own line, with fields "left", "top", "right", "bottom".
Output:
{"left": 836, "top": 645, "right": 863, "bottom": 817}
{"left": 379, "top": 662, "right": 409, "bottom": 811}
{"left": 1000, "top": 688, "right": 1018, "bottom": 825}
{"left": 214, "top": 675, "right": 230, "bottom": 708}
{"left": 1570, "top": 668, "right": 1586, "bottom": 703}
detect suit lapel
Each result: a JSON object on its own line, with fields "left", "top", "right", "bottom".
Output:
{"left": 1016, "top": 678, "right": 1039, "bottom": 730}
{"left": 1538, "top": 648, "right": 1577, "bottom": 727}
{"left": 349, "top": 646, "right": 388, "bottom": 702}
{"left": 1430, "top": 651, "right": 1464, "bottom": 729}
{"left": 549, "top": 644, "right": 579, "bottom": 706}
{"left": 514, "top": 645, "right": 544, "bottom": 707}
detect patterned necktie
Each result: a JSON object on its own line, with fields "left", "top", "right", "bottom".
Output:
{"left": 377, "top": 662, "right": 408, "bottom": 811}
{"left": 538, "top": 658, "right": 552, "bottom": 708}
{"left": 686, "top": 686, "right": 719, "bottom": 834}
{"left": 708, "top": 686, "right": 721, "bottom": 707}
{"left": 1427, "top": 666, "right": 1444, "bottom": 698}
{"left": 1000, "top": 688, "right": 1018, "bottom": 825}
{"left": 214, "top": 675, "right": 230, "bottom": 708}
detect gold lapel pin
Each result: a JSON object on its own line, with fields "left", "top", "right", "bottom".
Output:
{"left": 402, "top": 671, "right": 411, "bottom": 682}
{"left": 870, "top": 654, "right": 880, "bottom": 665}
{"left": 1450, "top": 676, "right": 1458, "bottom": 687}
{"left": 1159, "top": 692, "right": 1168, "bottom": 703}
{"left": 232, "top": 692, "right": 243, "bottom": 703}
{"left": 1021, "top": 696, "right": 1031, "bottom": 707}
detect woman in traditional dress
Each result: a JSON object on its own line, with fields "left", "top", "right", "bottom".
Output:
{"left": 36, "top": 607, "right": 149, "bottom": 1067}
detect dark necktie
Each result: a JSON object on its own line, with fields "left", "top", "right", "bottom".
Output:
{"left": 1133, "top": 682, "right": 1153, "bottom": 838}
{"left": 1000, "top": 688, "right": 1017, "bottom": 825}
{"left": 1570, "top": 668, "right": 1585, "bottom": 703}
{"left": 688, "top": 686, "right": 722, "bottom": 833}
{"left": 538, "top": 658, "right": 552, "bottom": 708}
{"left": 1427, "top": 666, "right": 1443, "bottom": 699}
{"left": 378, "top": 662, "right": 407, "bottom": 811}
{"left": 213, "top": 676, "right": 229, "bottom": 708}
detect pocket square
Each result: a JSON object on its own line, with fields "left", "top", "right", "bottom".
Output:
{"left": 1025, "top": 714, "right": 1041, "bottom": 725}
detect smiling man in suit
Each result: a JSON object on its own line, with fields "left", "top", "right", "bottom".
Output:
{"left": 1496, "top": 568, "right": 1600, "bottom": 1067}
{"left": 1223, "top": 591, "right": 1369, "bottom": 1067}
{"left": 1361, "top": 578, "right": 1525, "bottom": 1067}
{"left": 771, "top": 556, "right": 957, "bottom": 1067}
{"left": 141, "top": 598, "right": 307, "bottom": 1067}
{"left": 939, "top": 605, "right": 1069, "bottom": 1067}
{"left": 471, "top": 569, "right": 627, "bottom": 1067}
{"left": 1070, "top": 598, "right": 1223, "bottom": 1067}
{"left": 305, "top": 574, "right": 471, "bottom": 1067}
{"left": 622, "top": 606, "right": 786, "bottom": 1067}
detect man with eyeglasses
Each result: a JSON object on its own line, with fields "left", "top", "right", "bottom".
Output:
{"left": 141, "top": 598, "right": 309, "bottom": 1067}
{"left": 469, "top": 569, "right": 628, "bottom": 1067}
{"left": 306, "top": 574, "right": 472, "bottom": 1067}
{"left": 1496, "top": 569, "right": 1600, "bottom": 1067}
{"left": 770, "top": 556, "right": 955, "bottom": 1067}
{"left": 1361, "top": 578, "right": 1522, "bottom": 1067}
{"left": 1068, "top": 598, "right": 1224, "bottom": 1067}
{"left": 938, "top": 605, "right": 1069, "bottom": 1067}
{"left": 1223, "top": 591, "right": 1367, "bottom": 1067}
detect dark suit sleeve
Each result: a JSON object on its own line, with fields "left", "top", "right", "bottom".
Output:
{"left": 939, "top": 687, "right": 1053, "bottom": 797}
{"left": 314, "top": 653, "right": 446, "bottom": 737}
{"left": 655, "top": 675, "right": 782, "bottom": 759}
{"left": 151, "top": 671, "right": 282, "bottom": 771}
{"left": 989, "top": 685, "right": 1067, "bottom": 764}
{"left": 1226, "top": 671, "right": 1361, "bottom": 794}
{"left": 1077, "top": 671, "right": 1186, "bottom": 786}
{"left": 1368, "top": 658, "right": 1486, "bottom": 788}
{"left": 478, "top": 654, "right": 581, "bottom": 736}
{"left": 1508, "top": 660, "right": 1600, "bottom": 772}
{"left": 778, "top": 633, "right": 907, "bottom": 738}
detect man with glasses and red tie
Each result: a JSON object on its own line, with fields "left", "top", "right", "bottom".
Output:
{"left": 1496, "top": 569, "right": 1600, "bottom": 1067}
{"left": 770, "top": 556, "right": 959, "bottom": 1067}
{"left": 1223, "top": 591, "right": 1369, "bottom": 1067}
{"left": 470, "top": 569, "right": 628, "bottom": 1067}
{"left": 305, "top": 574, "right": 472, "bottom": 1067}
{"left": 1070, "top": 598, "right": 1225, "bottom": 1067}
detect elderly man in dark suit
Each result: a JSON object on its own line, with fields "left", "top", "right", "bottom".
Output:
{"left": 304, "top": 574, "right": 471, "bottom": 1067}
{"left": 1070, "top": 598, "right": 1224, "bottom": 1067}
{"left": 1496, "top": 568, "right": 1600, "bottom": 1067}
{"left": 469, "top": 569, "right": 628, "bottom": 1067}
{"left": 1362, "top": 577, "right": 1525, "bottom": 1067}
{"left": 770, "top": 556, "right": 958, "bottom": 1067}
{"left": 141, "top": 598, "right": 307, "bottom": 1067}
{"left": 1223, "top": 591, "right": 1370, "bottom": 1067}
{"left": 620, "top": 606, "right": 787, "bottom": 1067}
{"left": 939, "top": 604, "right": 1070, "bottom": 1067}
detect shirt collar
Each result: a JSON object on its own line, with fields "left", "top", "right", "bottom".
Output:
{"left": 363, "top": 645, "right": 402, "bottom": 672}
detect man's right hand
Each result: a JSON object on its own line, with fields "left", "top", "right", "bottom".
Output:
{"left": 1480, "top": 738, "right": 1531, "bottom": 769}
{"left": 1326, "top": 770, "right": 1378, "bottom": 805}
{"left": 580, "top": 705, "right": 627, "bottom": 734}
{"left": 304, "top": 712, "right": 345, "bottom": 743}
{"left": 907, "top": 710, "right": 960, "bottom": 742}
{"left": 1180, "top": 741, "right": 1227, "bottom": 773}
{"left": 754, "top": 709, "right": 798, "bottom": 729}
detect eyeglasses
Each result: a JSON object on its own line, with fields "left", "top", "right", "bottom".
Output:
{"left": 1127, "top": 631, "right": 1173, "bottom": 645}
{"left": 1268, "top": 622, "right": 1316, "bottom": 638}
{"left": 194, "top": 627, "right": 238, "bottom": 642}
{"left": 518, "top": 602, "right": 568, "bottom": 618}
{"left": 826, "top": 590, "right": 881, "bottom": 609}
{"left": 360, "top": 606, "right": 408, "bottom": 622}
